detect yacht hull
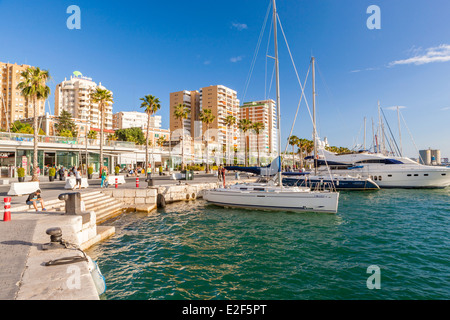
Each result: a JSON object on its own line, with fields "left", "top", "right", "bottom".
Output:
{"left": 203, "top": 187, "right": 340, "bottom": 214}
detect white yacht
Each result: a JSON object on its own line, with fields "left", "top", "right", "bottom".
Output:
{"left": 314, "top": 139, "right": 450, "bottom": 189}
{"left": 203, "top": 0, "right": 340, "bottom": 214}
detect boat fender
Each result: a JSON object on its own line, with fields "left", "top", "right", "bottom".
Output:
{"left": 157, "top": 193, "right": 166, "bottom": 208}
{"left": 87, "top": 256, "right": 106, "bottom": 296}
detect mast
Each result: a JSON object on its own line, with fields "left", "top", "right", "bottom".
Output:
{"left": 272, "top": 0, "right": 282, "bottom": 187}
{"left": 377, "top": 100, "right": 381, "bottom": 154}
{"left": 364, "top": 116, "right": 366, "bottom": 151}
{"left": 312, "top": 56, "right": 317, "bottom": 175}
{"left": 397, "top": 106, "right": 403, "bottom": 157}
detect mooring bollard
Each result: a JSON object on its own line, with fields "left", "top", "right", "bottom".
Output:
{"left": 3, "top": 197, "right": 11, "bottom": 222}
{"left": 136, "top": 177, "right": 139, "bottom": 188}
{"left": 115, "top": 177, "right": 118, "bottom": 189}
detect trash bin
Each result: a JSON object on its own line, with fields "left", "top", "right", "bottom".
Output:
{"left": 181, "top": 170, "right": 194, "bottom": 180}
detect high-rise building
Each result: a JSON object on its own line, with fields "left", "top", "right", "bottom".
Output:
{"left": 199, "top": 85, "right": 241, "bottom": 151}
{"left": 0, "top": 62, "right": 47, "bottom": 131}
{"left": 170, "top": 90, "right": 200, "bottom": 139}
{"left": 113, "top": 111, "right": 161, "bottom": 130}
{"left": 239, "top": 99, "right": 277, "bottom": 155}
{"left": 55, "top": 75, "right": 113, "bottom": 131}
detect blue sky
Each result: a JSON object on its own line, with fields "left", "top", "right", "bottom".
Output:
{"left": 1, "top": 0, "right": 450, "bottom": 158}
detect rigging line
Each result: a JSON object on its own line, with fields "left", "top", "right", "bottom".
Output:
{"left": 242, "top": 0, "right": 272, "bottom": 103}
{"left": 283, "top": 63, "right": 311, "bottom": 155}
{"left": 264, "top": 15, "right": 273, "bottom": 100}
{"left": 380, "top": 107, "right": 401, "bottom": 156}
{"left": 276, "top": 14, "right": 314, "bottom": 128}
{"left": 400, "top": 110, "right": 423, "bottom": 163}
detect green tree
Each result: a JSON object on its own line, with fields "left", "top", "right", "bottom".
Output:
{"left": 16, "top": 67, "right": 51, "bottom": 181}
{"left": 252, "top": 122, "right": 265, "bottom": 166}
{"left": 55, "top": 109, "right": 78, "bottom": 137}
{"left": 115, "top": 127, "right": 145, "bottom": 145}
{"left": 90, "top": 87, "right": 114, "bottom": 173}
{"left": 238, "top": 118, "right": 252, "bottom": 166}
{"left": 140, "top": 95, "right": 161, "bottom": 172}
{"left": 173, "top": 103, "right": 190, "bottom": 170}
{"left": 199, "top": 108, "right": 216, "bottom": 173}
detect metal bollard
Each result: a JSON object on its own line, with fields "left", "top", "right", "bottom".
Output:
{"left": 3, "top": 197, "right": 11, "bottom": 222}
{"left": 58, "top": 192, "right": 82, "bottom": 215}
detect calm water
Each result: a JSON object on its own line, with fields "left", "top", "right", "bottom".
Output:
{"left": 86, "top": 188, "right": 450, "bottom": 300}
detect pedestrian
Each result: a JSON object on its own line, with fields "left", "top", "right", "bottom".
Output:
{"left": 147, "top": 165, "right": 152, "bottom": 180}
{"left": 218, "top": 165, "right": 223, "bottom": 182}
{"left": 101, "top": 167, "right": 108, "bottom": 188}
{"left": 59, "top": 166, "right": 65, "bottom": 181}
{"left": 26, "top": 189, "right": 47, "bottom": 212}
{"left": 74, "top": 167, "right": 82, "bottom": 189}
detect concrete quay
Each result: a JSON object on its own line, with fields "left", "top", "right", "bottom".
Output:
{"left": 0, "top": 172, "right": 255, "bottom": 300}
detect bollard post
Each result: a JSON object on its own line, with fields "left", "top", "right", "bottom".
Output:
{"left": 3, "top": 197, "right": 11, "bottom": 222}
{"left": 136, "top": 177, "right": 139, "bottom": 188}
{"left": 115, "top": 177, "right": 118, "bottom": 189}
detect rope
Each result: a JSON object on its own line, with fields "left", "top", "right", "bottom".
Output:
{"left": 44, "top": 239, "right": 89, "bottom": 266}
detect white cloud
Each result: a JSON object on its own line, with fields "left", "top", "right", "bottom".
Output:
{"left": 350, "top": 67, "right": 379, "bottom": 73}
{"left": 231, "top": 22, "right": 248, "bottom": 31}
{"left": 441, "top": 107, "right": 450, "bottom": 111}
{"left": 385, "top": 106, "right": 407, "bottom": 111}
{"left": 203, "top": 60, "right": 211, "bottom": 65}
{"left": 389, "top": 44, "right": 450, "bottom": 66}
{"left": 230, "top": 56, "right": 244, "bottom": 63}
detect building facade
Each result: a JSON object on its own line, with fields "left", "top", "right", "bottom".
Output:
{"left": 113, "top": 111, "right": 161, "bottom": 130}
{"left": 0, "top": 62, "right": 46, "bottom": 131}
{"left": 55, "top": 75, "right": 113, "bottom": 131}
{"left": 239, "top": 99, "right": 277, "bottom": 157}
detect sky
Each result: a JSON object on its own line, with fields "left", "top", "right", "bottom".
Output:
{"left": 1, "top": 0, "right": 450, "bottom": 158}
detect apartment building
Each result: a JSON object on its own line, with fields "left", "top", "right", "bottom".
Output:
{"left": 55, "top": 75, "right": 113, "bottom": 131}
{"left": 199, "top": 85, "right": 241, "bottom": 152}
{"left": 239, "top": 99, "right": 277, "bottom": 156}
{"left": 169, "top": 90, "right": 201, "bottom": 139}
{"left": 0, "top": 62, "right": 46, "bottom": 131}
{"left": 113, "top": 111, "right": 161, "bottom": 130}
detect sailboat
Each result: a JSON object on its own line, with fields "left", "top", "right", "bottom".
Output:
{"left": 203, "top": 0, "right": 340, "bottom": 214}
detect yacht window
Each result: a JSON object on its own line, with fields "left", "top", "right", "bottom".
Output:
{"left": 414, "top": 174, "right": 419, "bottom": 177}
{"left": 407, "top": 174, "right": 412, "bottom": 177}
{"left": 424, "top": 174, "right": 429, "bottom": 176}
{"left": 378, "top": 176, "right": 382, "bottom": 181}
{"left": 442, "top": 174, "right": 447, "bottom": 176}
{"left": 374, "top": 176, "right": 377, "bottom": 181}
{"left": 240, "top": 188, "right": 248, "bottom": 190}
{"left": 388, "top": 174, "right": 392, "bottom": 177}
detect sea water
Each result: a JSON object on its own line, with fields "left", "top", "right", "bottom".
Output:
{"left": 86, "top": 188, "right": 450, "bottom": 300}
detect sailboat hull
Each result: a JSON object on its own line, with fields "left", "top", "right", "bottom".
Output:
{"left": 203, "top": 186, "right": 340, "bottom": 214}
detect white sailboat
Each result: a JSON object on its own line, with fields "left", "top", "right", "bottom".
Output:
{"left": 203, "top": 0, "right": 340, "bottom": 214}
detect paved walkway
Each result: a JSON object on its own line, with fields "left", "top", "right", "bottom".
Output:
{"left": 0, "top": 171, "right": 248, "bottom": 300}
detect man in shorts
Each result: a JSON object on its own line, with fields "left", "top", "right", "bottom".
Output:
{"left": 26, "top": 189, "right": 47, "bottom": 212}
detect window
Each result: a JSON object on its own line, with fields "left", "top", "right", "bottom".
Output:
{"left": 407, "top": 174, "right": 412, "bottom": 177}
{"left": 388, "top": 174, "right": 392, "bottom": 177}
{"left": 424, "top": 174, "right": 429, "bottom": 176}
{"left": 442, "top": 174, "right": 447, "bottom": 176}
{"left": 414, "top": 174, "right": 419, "bottom": 177}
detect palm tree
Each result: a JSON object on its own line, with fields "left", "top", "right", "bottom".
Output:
{"left": 173, "top": 103, "right": 190, "bottom": 170}
{"left": 288, "top": 135, "right": 299, "bottom": 168}
{"left": 90, "top": 87, "right": 113, "bottom": 175}
{"left": 199, "top": 108, "right": 215, "bottom": 173}
{"left": 238, "top": 118, "right": 252, "bottom": 166}
{"left": 140, "top": 95, "right": 161, "bottom": 178}
{"left": 252, "top": 122, "right": 265, "bottom": 166}
{"left": 17, "top": 67, "right": 51, "bottom": 181}
{"left": 224, "top": 115, "right": 236, "bottom": 165}
{"left": 296, "top": 138, "right": 309, "bottom": 169}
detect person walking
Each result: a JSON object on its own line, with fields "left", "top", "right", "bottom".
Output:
{"left": 101, "top": 167, "right": 108, "bottom": 188}
{"left": 74, "top": 167, "right": 82, "bottom": 189}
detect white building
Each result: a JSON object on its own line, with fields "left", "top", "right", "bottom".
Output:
{"left": 113, "top": 111, "right": 161, "bottom": 130}
{"left": 55, "top": 74, "right": 113, "bottom": 131}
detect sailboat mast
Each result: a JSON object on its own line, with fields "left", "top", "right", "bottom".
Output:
{"left": 312, "top": 56, "right": 317, "bottom": 175}
{"left": 397, "top": 106, "right": 403, "bottom": 157}
{"left": 272, "top": 0, "right": 282, "bottom": 187}
{"left": 364, "top": 116, "right": 366, "bottom": 151}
